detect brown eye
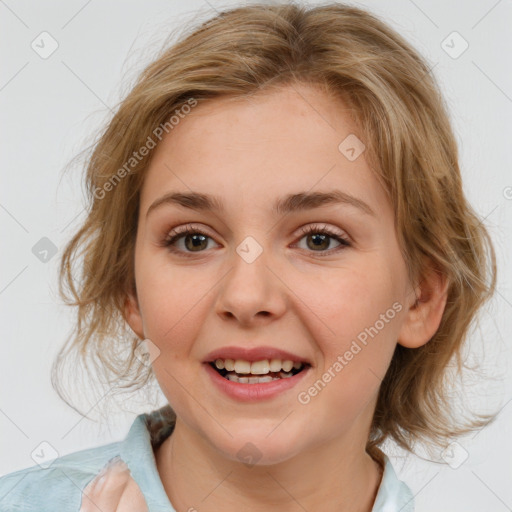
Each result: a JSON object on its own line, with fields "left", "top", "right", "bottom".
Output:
{"left": 295, "top": 224, "right": 351, "bottom": 255}
{"left": 163, "top": 225, "right": 217, "bottom": 256}
{"left": 305, "top": 233, "right": 332, "bottom": 251}
{"left": 181, "top": 233, "right": 209, "bottom": 252}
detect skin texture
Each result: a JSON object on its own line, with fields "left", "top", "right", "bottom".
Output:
{"left": 125, "top": 83, "right": 448, "bottom": 512}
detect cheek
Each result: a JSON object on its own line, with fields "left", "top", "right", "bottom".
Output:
{"left": 135, "top": 265, "right": 216, "bottom": 414}
{"left": 294, "top": 267, "right": 401, "bottom": 433}
{"left": 299, "top": 259, "right": 401, "bottom": 342}
{"left": 135, "top": 261, "right": 216, "bottom": 357}
{"left": 294, "top": 257, "right": 403, "bottom": 396}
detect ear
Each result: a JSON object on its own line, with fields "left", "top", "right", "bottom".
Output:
{"left": 398, "top": 263, "right": 449, "bottom": 349}
{"left": 124, "top": 291, "right": 145, "bottom": 340}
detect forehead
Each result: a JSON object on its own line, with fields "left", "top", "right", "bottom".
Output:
{"left": 139, "top": 83, "right": 389, "bottom": 218}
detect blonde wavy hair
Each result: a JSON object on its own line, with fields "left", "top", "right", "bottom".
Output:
{"left": 53, "top": 2, "right": 497, "bottom": 457}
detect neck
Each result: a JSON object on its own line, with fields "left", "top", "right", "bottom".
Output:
{"left": 155, "top": 421, "right": 383, "bottom": 512}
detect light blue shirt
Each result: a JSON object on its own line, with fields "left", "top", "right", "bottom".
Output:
{"left": 0, "top": 406, "right": 414, "bottom": 511}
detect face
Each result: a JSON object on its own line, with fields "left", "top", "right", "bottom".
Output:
{"left": 125, "top": 83, "right": 419, "bottom": 465}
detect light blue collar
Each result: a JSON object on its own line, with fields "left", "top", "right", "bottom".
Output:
{"left": 122, "top": 408, "right": 414, "bottom": 511}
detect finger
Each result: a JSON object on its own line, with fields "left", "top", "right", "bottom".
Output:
{"left": 115, "top": 475, "right": 149, "bottom": 512}
{"left": 79, "top": 457, "right": 132, "bottom": 512}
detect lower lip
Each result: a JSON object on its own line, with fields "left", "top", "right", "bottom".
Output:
{"left": 204, "top": 362, "right": 310, "bottom": 402}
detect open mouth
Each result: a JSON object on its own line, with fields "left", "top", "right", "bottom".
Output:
{"left": 209, "top": 358, "right": 309, "bottom": 384}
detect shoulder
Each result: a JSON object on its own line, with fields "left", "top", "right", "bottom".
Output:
{"left": 0, "top": 441, "right": 122, "bottom": 512}
{"left": 0, "top": 407, "right": 176, "bottom": 512}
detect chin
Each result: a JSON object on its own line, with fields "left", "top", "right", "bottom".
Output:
{"left": 206, "top": 424, "right": 307, "bottom": 467}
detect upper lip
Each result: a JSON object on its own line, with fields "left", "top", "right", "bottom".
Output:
{"left": 204, "top": 346, "right": 311, "bottom": 365}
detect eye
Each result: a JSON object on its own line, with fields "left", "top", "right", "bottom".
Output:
{"left": 162, "top": 224, "right": 217, "bottom": 256}
{"left": 161, "top": 223, "right": 351, "bottom": 258}
{"left": 293, "top": 224, "right": 351, "bottom": 256}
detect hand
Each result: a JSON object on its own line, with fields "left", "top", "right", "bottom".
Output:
{"left": 79, "top": 456, "right": 149, "bottom": 512}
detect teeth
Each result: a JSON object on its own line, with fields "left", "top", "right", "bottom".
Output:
{"left": 250, "top": 360, "right": 270, "bottom": 374}
{"left": 234, "top": 360, "right": 251, "bottom": 374}
{"left": 269, "top": 359, "right": 282, "bottom": 372}
{"left": 212, "top": 357, "right": 306, "bottom": 381}
{"left": 217, "top": 358, "right": 301, "bottom": 374}
{"left": 281, "top": 360, "right": 293, "bottom": 372}
{"left": 226, "top": 373, "right": 279, "bottom": 384}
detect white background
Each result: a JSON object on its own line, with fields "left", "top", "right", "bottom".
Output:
{"left": 1, "top": 1, "right": 511, "bottom": 510}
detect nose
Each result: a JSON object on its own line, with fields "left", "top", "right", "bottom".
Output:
{"left": 215, "top": 241, "right": 287, "bottom": 327}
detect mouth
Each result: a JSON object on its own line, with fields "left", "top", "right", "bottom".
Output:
{"left": 208, "top": 358, "right": 310, "bottom": 384}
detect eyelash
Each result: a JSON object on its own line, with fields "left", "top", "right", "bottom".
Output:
{"left": 161, "top": 223, "right": 351, "bottom": 258}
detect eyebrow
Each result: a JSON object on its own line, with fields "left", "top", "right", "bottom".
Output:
{"left": 146, "top": 189, "right": 376, "bottom": 218}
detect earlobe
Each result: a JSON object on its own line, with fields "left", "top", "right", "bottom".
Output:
{"left": 397, "top": 265, "right": 449, "bottom": 349}
{"left": 124, "top": 292, "right": 145, "bottom": 340}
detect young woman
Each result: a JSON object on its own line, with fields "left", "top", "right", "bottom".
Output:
{"left": 0, "top": 3, "right": 496, "bottom": 511}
